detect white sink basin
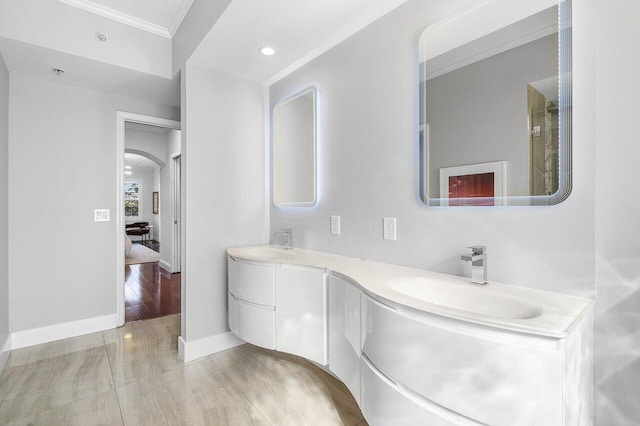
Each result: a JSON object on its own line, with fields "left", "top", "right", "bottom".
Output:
{"left": 390, "top": 277, "right": 543, "bottom": 320}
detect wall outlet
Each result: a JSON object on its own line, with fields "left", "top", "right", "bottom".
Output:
{"left": 331, "top": 215, "right": 341, "bottom": 235}
{"left": 383, "top": 217, "right": 396, "bottom": 240}
{"left": 94, "top": 209, "right": 110, "bottom": 222}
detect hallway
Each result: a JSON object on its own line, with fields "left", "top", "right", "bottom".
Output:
{"left": 124, "top": 254, "right": 180, "bottom": 323}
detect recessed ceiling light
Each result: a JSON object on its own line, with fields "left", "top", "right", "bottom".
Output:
{"left": 52, "top": 68, "right": 65, "bottom": 75}
{"left": 259, "top": 46, "right": 276, "bottom": 56}
{"left": 125, "top": 171, "right": 132, "bottom": 175}
{"left": 125, "top": 165, "right": 132, "bottom": 169}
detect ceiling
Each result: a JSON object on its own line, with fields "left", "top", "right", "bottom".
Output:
{"left": 56, "top": 0, "right": 194, "bottom": 38}
{"left": 422, "top": 5, "right": 558, "bottom": 81}
{"left": 125, "top": 153, "right": 159, "bottom": 170}
{"left": 0, "top": 37, "right": 180, "bottom": 107}
{"left": 190, "top": 0, "right": 410, "bottom": 84}
{"left": 1, "top": 0, "right": 411, "bottom": 106}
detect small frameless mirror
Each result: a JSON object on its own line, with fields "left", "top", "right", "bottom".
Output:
{"left": 272, "top": 87, "right": 317, "bottom": 207}
{"left": 419, "top": 0, "right": 572, "bottom": 206}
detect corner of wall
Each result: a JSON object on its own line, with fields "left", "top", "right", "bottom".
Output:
{"left": 0, "top": 52, "right": 10, "bottom": 375}
{"left": 263, "top": 84, "right": 271, "bottom": 243}
{"left": 178, "top": 332, "right": 244, "bottom": 362}
{"left": 171, "top": 0, "right": 233, "bottom": 76}
{"left": 181, "top": 64, "right": 266, "bottom": 346}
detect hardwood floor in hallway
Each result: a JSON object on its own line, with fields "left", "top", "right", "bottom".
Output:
{"left": 125, "top": 243, "right": 180, "bottom": 323}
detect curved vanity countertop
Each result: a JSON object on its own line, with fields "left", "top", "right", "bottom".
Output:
{"left": 227, "top": 245, "right": 593, "bottom": 338}
{"left": 227, "top": 245, "right": 362, "bottom": 269}
{"left": 331, "top": 260, "right": 593, "bottom": 338}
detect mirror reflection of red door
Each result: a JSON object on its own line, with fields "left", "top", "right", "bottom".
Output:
{"left": 448, "top": 173, "right": 494, "bottom": 206}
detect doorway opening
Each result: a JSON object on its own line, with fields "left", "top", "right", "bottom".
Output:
{"left": 117, "top": 112, "right": 181, "bottom": 326}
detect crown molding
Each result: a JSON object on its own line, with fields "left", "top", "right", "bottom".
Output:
{"left": 57, "top": 0, "right": 172, "bottom": 39}
{"left": 169, "top": 0, "right": 195, "bottom": 37}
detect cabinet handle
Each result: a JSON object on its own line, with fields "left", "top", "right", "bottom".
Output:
{"left": 362, "top": 354, "right": 400, "bottom": 391}
{"left": 228, "top": 292, "right": 275, "bottom": 310}
{"left": 363, "top": 355, "right": 487, "bottom": 425}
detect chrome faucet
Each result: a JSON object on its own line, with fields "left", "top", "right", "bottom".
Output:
{"left": 273, "top": 228, "right": 293, "bottom": 249}
{"left": 461, "top": 246, "right": 487, "bottom": 284}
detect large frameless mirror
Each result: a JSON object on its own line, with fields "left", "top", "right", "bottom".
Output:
{"left": 419, "top": 0, "right": 572, "bottom": 206}
{"left": 272, "top": 87, "right": 317, "bottom": 207}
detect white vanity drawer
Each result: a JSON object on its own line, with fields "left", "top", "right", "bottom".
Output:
{"left": 361, "top": 357, "right": 462, "bottom": 426}
{"left": 229, "top": 294, "right": 275, "bottom": 350}
{"left": 362, "top": 295, "right": 563, "bottom": 426}
{"left": 328, "top": 274, "right": 362, "bottom": 403}
{"left": 228, "top": 256, "right": 275, "bottom": 306}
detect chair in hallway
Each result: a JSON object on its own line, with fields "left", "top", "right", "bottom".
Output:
{"left": 125, "top": 222, "right": 150, "bottom": 245}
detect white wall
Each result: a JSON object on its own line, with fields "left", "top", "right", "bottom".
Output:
{"left": 270, "top": 0, "right": 595, "bottom": 299}
{"left": 8, "top": 73, "right": 179, "bottom": 333}
{"left": 0, "top": 0, "right": 171, "bottom": 78}
{"left": 160, "top": 130, "right": 181, "bottom": 270}
{"left": 594, "top": 0, "right": 640, "bottom": 423}
{"left": 0, "top": 54, "right": 9, "bottom": 370}
{"left": 182, "top": 63, "right": 267, "bottom": 343}
{"left": 125, "top": 128, "right": 167, "bottom": 166}
{"left": 153, "top": 169, "right": 160, "bottom": 241}
{"left": 167, "top": 129, "right": 181, "bottom": 155}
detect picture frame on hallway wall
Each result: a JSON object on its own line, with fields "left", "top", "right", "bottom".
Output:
{"left": 153, "top": 192, "right": 159, "bottom": 214}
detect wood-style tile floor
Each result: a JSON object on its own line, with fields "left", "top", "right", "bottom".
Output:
{"left": 0, "top": 315, "right": 367, "bottom": 425}
{"left": 125, "top": 243, "right": 180, "bottom": 323}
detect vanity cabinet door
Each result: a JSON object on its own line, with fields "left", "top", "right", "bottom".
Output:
{"left": 328, "top": 274, "right": 361, "bottom": 404}
{"left": 275, "top": 265, "right": 327, "bottom": 365}
{"left": 362, "top": 295, "right": 563, "bottom": 426}
{"left": 228, "top": 294, "right": 275, "bottom": 349}
{"left": 228, "top": 256, "right": 275, "bottom": 306}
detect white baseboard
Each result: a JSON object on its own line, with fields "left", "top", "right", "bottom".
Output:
{"left": 0, "top": 334, "right": 11, "bottom": 373}
{"left": 178, "top": 331, "right": 244, "bottom": 362}
{"left": 10, "top": 314, "right": 117, "bottom": 350}
{"left": 159, "top": 259, "right": 172, "bottom": 272}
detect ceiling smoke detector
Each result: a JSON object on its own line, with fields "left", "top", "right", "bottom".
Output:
{"left": 52, "top": 68, "right": 65, "bottom": 75}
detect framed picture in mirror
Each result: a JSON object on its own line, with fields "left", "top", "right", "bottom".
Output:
{"left": 439, "top": 161, "right": 506, "bottom": 206}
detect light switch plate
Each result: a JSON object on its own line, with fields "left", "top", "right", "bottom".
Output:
{"left": 94, "top": 209, "right": 110, "bottom": 222}
{"left": 331, "top": 216, "right": 341, "bottom": 235}
{"left": 383, "top": 217, "right": 396, "bottom": 240}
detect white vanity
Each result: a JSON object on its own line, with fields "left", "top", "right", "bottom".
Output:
{"left": 227, "top": 245, "right": 358, "bottom": 364}
{"left": 227, "top": 245, "right": 594, "bottom": 426}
